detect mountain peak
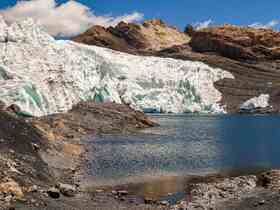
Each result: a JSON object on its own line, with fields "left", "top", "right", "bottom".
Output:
{"left": 143, "top": 19, "right": 166, "bottom": 27}
{"left": 72, "top": 19, "right": 190, "bottom": 52}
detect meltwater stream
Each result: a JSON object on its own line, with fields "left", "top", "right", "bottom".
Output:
{"left": 86, "top": 114, "right": 280, "bottom": 200}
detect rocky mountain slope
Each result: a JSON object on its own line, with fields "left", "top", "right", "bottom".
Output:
{"left": 72, "top": 19, "right": 190, "bottom": 53}
{"left": 73, "top": 21, "right": 280, "bottom": 113}
{"left": 0, "top": 17, "right": 232, "bottom": 116}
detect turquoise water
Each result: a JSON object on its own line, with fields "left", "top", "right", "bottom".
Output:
{"left": 89, "top": 114, "right": 280, "bottom": 183}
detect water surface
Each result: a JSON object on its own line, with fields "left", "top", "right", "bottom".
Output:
{"left": 87, "top": 114, "right": 280, "bottom": 197}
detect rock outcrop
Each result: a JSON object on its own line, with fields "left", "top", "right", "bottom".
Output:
{"left": 31, "top": 102, "right": 157, "bottom": 139}
{"left": 72, "top": 19, "right": 190, "bottom": 53}
{"left": 190, "top": 25, "right": 280, "bottom": 61}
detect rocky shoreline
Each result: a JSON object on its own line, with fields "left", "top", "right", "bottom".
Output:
{"left": 1, "top": 102, "right": 280, "bottom": 209}
{"left": 0, "top": 102, "right": 157, "bottom": 209}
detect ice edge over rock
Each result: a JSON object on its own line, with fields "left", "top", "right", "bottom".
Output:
{"left": 240, "top": 94, "right": 271, "bottom": 110}
{"left": 0, "top": 18, "right": 234, "bottom": 116}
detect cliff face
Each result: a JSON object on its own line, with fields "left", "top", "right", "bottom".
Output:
{"left": 72, "top": 19, "right": 190, "bottom": 53}
{"left": 190, "top": 25, "right": 280, "bottom": 60}
{"left": 73, "top": 21, "right": 280, "bottom": 113}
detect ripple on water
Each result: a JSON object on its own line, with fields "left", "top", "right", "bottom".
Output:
{"left": 86, "top": 114, "right": 280, "bottom": 198}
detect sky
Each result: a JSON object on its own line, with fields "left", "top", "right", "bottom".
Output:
{"left": 0, "top": 0, "right": 279, "bottom": 37}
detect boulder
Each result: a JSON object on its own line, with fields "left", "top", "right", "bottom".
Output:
{"left": 0, "top": 178, "right": 24, "bottom": 199}
{"left": 57, "top": 183, "right": 77, "bottom": 197}
{"left": 47, "top": 187, "right": 60, "bottom": 199}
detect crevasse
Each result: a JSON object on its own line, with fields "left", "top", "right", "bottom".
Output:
{"left": 0, "top": 18, "right": 234, "bottom": 116}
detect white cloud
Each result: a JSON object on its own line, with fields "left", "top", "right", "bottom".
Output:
{"left": 0, "top": 0, "right": 144, "bottom": 37}
{"left": 249, "top": 20, "right": 279, "bottom": 29}
{"left": 194, "top": 19, "right": 213, "bottom": 30}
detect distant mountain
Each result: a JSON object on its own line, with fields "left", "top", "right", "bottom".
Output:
{"left": 73, "top": 20, "right": 280, "bottom": 113}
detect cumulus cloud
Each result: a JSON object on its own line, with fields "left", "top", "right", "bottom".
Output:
{"left": 249, "top": 20, "right": 279, "bottom": 29}
{"left": 194, "top": 19, "right": 213, "bottom": 30}
{"left": 0, "top": 0, "right": 144, "bottom": 37}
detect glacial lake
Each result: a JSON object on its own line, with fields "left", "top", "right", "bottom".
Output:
{"left": 86, "top": 114, "right": 280, "bottom": 199}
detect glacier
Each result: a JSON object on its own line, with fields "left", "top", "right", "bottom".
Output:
{"left": 0, "top": 18, "right": 234, "bottom": 116}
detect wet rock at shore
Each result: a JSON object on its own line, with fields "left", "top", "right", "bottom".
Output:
{"left": 57, "top": 183, "right": 77, "bottom": 197}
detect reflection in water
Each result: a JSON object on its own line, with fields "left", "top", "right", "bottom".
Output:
{"left": 87, "top": 114, "right": 280, "bottom": 189}
{"left": 120, "top": 176, "right": 187, "bottom": 199}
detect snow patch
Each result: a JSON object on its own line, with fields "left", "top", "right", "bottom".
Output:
{"left": 0, "top": 18, "right": 234, "bottom": 116}
{"left": 240, "top": 94, "right": 270, "bottom": 110}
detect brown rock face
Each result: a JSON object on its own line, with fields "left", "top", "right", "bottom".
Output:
{"left": 72, "top": 19, "right": 190, "bottom": 53}
{"left": 190, "top": 25, "right": 280, "bottom": 61}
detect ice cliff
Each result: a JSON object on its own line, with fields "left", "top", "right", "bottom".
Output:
{"left": 0, "top": 18, "right": 234, "bottom": 116}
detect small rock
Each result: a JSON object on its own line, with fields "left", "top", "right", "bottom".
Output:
{"left": 118, "top": 190, "right": 128, "bottom": 196}
{"left": 58, "top": 183, "right": 76, "bottom": 197}
{"left": 70, "top": 168, "right": 76, "bottom": 173}
{"left": 144, "top": 197, "right": 156, "bottom": 204}
{"left": 160, "top": 200, "right": 169, "bottom": 206}
{"left": 27, "top": 185, "right": 38, "bottom": 193}
{"left": 47, "top": 187, "right": 60, "bottom": 199}
{"left": 4, "top": 195, "right": 13, "bottom": 202}
{"left": 9, "top": 150, "right": 15, "bottom": 154}
{"left": 95, "top": 189, "right": 104, "bottom": 193}
{"left": 176, "top": 201, "right": 188, "bottom": 210}
{"left": 111, "top": 190, "right": 118, "bottom": 195}
{"left": 31, "top": 143, "right": 40, "bottom": 151}
{"left": 258, "top": 200, "right": 265, "bottom": 205}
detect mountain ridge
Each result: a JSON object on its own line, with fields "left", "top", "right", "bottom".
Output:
{"left": 72, "top": 19, "right": 190, "bottom": 53}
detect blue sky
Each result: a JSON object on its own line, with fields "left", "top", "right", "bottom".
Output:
{"left": 0, "top": 0, "right": 279, "bottom": 36}
{"left": 90, "top": 0, "right": 280, "bottom": 29}
{"left": 1, "top": 0, "right": 280, "bottom": 28}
